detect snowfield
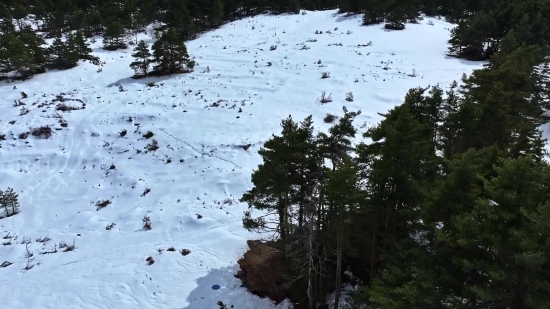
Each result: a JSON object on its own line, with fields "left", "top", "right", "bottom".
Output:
{"left": 0, "top": 10, "right": 484, "bottom": 309}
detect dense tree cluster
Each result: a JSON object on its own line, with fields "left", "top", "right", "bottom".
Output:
{"left": 243, "top": 42, "right": 550, "bottom": 308}
{"left": 3, "top": 0, "right": 547, "bottom": 80}
{"left": 240, "top": 5, "right": 550, "bottom": 309}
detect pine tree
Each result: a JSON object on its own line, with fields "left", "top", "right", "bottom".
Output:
{"left": 385, "top": 6, "right": 407, "bottom": 30}
{"left": 363, "top": 0, "right": 385, "bottom": 25}
{"left": 103, "top": 21, "right": 126, "bottom": 50}
{"left": 211, "top": 0, "right": 224, "bottom": 28}
{"left": 325, "top": 157, "right": 362, "bottom": 309}
{"left": 130, "top": 40, "right": 151, "bottom": 76}
{"left": 19, "top": 28, "right": 48, "bottom": 73}
{"left": 72, "top": 31, "right": 92, "bottom": 59}
{"left": 151, "top": 31, "right": 191, "bottom": 74}
{"left": 448, "top": 155, "right": 550, "bottom": 308}
{"left": 48, "top": 37, "right": 79, "bottom": 70}
{"left": 0, "top": 187, "right": 20, "bottom": 217}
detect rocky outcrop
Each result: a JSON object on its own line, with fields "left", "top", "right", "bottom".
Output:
{"left": 237, "top": 240, "right": 286, "bottom": 303}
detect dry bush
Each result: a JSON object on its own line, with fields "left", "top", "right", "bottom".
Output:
{"left": 321, "top": 71, "right": 330, "bottom": 79}
{"left": 143, "top": 216, "right": 152, "bottom": 230}
{"left": 30, "top": 126, "right": 53, "bottom": 139}
{"left": 96, "top": 199, "right": 111, "bottom": 211}
{"left": 56, "top": 103, "right": 80, "bottom": 112}
{"left": 319, "top": 91, "right": 332, "bottom": 104}
{"left": 324, "top": 113, "right": 338, "bottom": 123}
{"left": 146, "top": 140, "right": 159, "bottom": 152}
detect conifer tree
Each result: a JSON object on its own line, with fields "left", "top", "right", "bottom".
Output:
{"left": 72, "top": 31, "right": 92, "bottom": 59}
{"left": 130, "top": 40, "right": 151, "bottom": 76}
{"left": 211, "top": 0, "right": 224, "bottom": 27}
{"left": 48, "top": 37, "right": 79, "bottom": 69}
{"left": 103, "top": 21, "right": 125, "bottom": 50}
{"left": 151, "top": 31, "right": 191, "bottom": 74}
{"left": 0, "top": 187, "right": 20, "bottom": 218}
{"left": 363, "top": 0, "right": 385, "bottom": 25}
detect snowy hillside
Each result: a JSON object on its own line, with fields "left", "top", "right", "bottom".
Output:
{"left": 0, "top": 10, "right": 483, "bottom": 309}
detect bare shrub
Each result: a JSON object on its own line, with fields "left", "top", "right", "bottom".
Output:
{"left": 146, "top": 256, "right": 154, "bottom": 265}
{"left": 180, "top": 249, "right": 191, "bottom": 256}
{"left": 269, "top": 45, "right": 277, "bottom": 51}
{"left": 35, "top": 236, "right": 51, "bottom": 243}
{"left": 96, "top": 199, "right": 111, "bottom": 211}
{"left": 324, "top": 113, "right": 338, "bottom": 123}
{"left": 19, "top": 107, "right": 30, "bottom": 115}
{"left": 319, "top": 91, "right": 333, "bottom": 104}
{"left": 119, "top": 129, "right": 127, "bottom": 137}
{"left": 321, "top": 71, "right": 330, "bottom": 79}
{"left": 106, "top": 223, "right": 116, "bottom": 230}
{"left": 146, "top": 139, "right": 159, "bottom": 152}
{"left": 345, "top": 92, "right": 354, "bottom": 102}
{"left": 143, "top": 216, "right": 152, "bottom": 230}
{"left": 59, "top": 240, "right": 76, "bottom": 252}
{"left": 56, "top": 103, "right": 79, "bottom": 112}
{"left": 143, "top": 131, "right": 154, "bottom": 139}
{"left": 0, "top": 261, "right": 12, "bottom": 268}
{"left": 30, "top": 126, "right": 53, "bottom": 139}
{"left": 141, "top": 188, "right": 151, "bottom": 197}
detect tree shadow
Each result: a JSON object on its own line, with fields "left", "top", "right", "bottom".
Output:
{"left": 109, "top": 74, "right": 184, "bottom": 88}
{"left": 184, "top": 265, "right": 292, "bottom": 309}
{"left": 335, "top": 13, "right": 361, "bottom": 23}
{"left": 443, "top": 55, "right": 487, "bottom": 67}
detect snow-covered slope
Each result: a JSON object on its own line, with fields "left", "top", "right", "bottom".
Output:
{"left": 0, "top": 10, "right": 483, "bottom": 309}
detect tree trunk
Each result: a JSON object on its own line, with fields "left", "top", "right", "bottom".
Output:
{"left": 307, "top": 206, "right": 315, "bottom": 309}
{"left": 333, "top": 230, "right": 342, "bottom": 309}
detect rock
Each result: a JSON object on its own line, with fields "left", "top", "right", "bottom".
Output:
{"left": 237, "top": 240, "right": 286, "bottom": 303}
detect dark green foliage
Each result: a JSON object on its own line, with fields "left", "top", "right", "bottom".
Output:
{"left": 103, "top": 21, "right": 126, "bottom": 50}
{"left": 151, "top": 31, "right": 192, "bottom": 74}
{"left": 47, "top": 36, "right": 79, "bottom": 70}
{"left": 242, "top": 32, "right": 550, "bottom": 307}
{"left": 72, "top": 31, "right": 92, "bottom": 58}
{"left": 130, "top": 40, "right": 151, "bottom": 76}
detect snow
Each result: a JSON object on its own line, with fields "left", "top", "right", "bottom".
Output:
{"left": 0, "top": 10, "right": 483, "bottom": 309}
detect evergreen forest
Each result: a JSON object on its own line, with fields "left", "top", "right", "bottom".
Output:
{"left": 1, "top": 0, "right": 550, "bottom": 308}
